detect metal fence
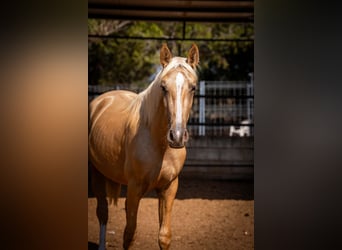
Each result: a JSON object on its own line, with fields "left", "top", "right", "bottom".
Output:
{"left": 188, "top": 74, "right": 254, "bottom": 137}
{"left": 88, "top": 73, "right": 254, "bottom": 137}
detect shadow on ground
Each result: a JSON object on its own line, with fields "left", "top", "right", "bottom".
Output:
{"left": 88, "top": 242, "right": 98, "bottom": 250}
{"left": 89, "top": 165, "right": 253, "bottom": 200}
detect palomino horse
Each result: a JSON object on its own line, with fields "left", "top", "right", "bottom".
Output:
{"left": 89, "top": 43, "right": 199, "bottom": 250}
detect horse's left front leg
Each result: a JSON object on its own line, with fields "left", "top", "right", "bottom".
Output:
{"left": 157, "top": 177, "right": 179, "bottom": 250}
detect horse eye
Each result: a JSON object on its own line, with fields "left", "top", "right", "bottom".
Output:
{"left": 161, "top": 85, "right": 167, "bottom": 93}
{"left": 190, "top": 85, "right": 197, "bottom": 92}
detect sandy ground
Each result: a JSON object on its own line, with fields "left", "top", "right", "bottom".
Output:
{"left": 88, "top": 176, "right": 254, "bottom": 250}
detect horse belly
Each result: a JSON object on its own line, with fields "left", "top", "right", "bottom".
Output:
{"left": 89, "top": 128, "right": 127, "bottom": 184}
{"left": 89, "top": 91, "right": 136, "bottom": 184}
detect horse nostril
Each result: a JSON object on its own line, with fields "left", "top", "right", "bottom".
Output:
{"left": 169, "top": 130, "right": 174, "bottom": 141}
{"left": 167, "top": 129, "right": 186, "bottom": 148}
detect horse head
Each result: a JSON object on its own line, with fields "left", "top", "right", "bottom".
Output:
{"left": 159, "top": 43, "right": 199, "bottom": 148}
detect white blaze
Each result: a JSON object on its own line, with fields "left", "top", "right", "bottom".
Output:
{"left": 175, "top": 72, "right": 184, "bottom": 129}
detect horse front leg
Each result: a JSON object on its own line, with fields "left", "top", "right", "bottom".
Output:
{"left": 123, "top": 181, "right": 144, "bottom": 250}
{"left": 157, "top": 177, "right": 179, "bottom": 250}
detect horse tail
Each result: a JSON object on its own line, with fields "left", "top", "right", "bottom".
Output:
{"left": 106, "top": 179, "right": 121, "bottom": 206}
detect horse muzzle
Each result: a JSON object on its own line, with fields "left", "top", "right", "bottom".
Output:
{"left": 167, "top": 128, "right": 189, "bottom": 148}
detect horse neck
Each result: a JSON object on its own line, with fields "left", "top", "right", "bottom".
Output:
{"left": 139, "top": 78, "right": 169, "bottom": 140}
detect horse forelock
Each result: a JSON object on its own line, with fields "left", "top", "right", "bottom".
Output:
{"left": 160, "top": 57, "right": 197, "bottom": 79}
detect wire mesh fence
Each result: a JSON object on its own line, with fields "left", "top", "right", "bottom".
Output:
{"left": 188, "top": 76, "right": 254, "bottom": 137}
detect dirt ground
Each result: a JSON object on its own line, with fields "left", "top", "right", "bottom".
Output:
{"left": 88, "top": 175, "right": 254, "bottom": 250}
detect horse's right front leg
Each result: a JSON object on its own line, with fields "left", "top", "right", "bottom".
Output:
{"left": 123, "top": 181, "right": 144, "bottom": 250}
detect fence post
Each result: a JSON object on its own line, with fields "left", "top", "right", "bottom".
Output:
{"left": 247, "top": 73, "right": 254, "bottom": 122}
{"left": 199, "top": 80, "right": 206, "bottom": 136}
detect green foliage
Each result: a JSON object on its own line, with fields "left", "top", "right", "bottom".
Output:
{"left": 88, "top": 20, "right": 254, "bottom": 86}
{"left": 198, "top": 41, "right": 254, "bottom": 81}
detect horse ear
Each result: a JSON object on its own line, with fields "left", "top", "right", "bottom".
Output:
{"left": 186, "top": 44, "right": 199, "bottom": 68}
{"left": 160, "top": 43, "right": 173, "bottom": 68}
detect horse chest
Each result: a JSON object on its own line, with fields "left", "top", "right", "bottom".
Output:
{"left": 159, "top": 149, "right": 186, "bottom": 183}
